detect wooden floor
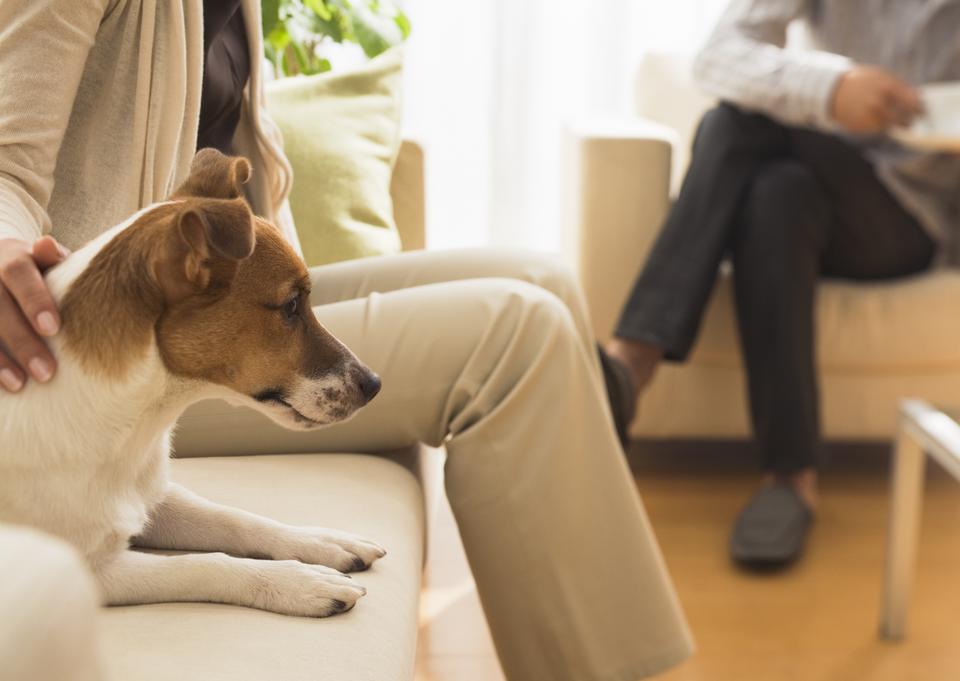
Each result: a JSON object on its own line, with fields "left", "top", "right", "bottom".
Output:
{"left": 414, "top": 442, "right": 960, "bottom": 680}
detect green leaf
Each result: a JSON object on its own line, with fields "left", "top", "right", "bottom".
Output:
{"left": 394, "top": 10, "right": 411, "bottom": 39}
{"left": 351, "top": 10, "right": 391, "bottom": 57}
{"left": 291, "top": 40, "right": 312, "bottom": 74}
{"left": 266, "top": 22, "right": 291, "bottom": 53}
{"left": 308, "top": 9, "right": 347, "bottom": 43}
{"left": 262, "top": 0, "right": 281, "bottom": 36}
{"left": 265, "top": 0, "right": 410, "bottom": 76}
{"left": 304, "top": 0, "right": 333, "bottom": 21}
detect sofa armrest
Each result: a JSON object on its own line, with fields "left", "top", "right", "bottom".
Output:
{"left": 0, "top": 525, "right": 105, "bottom": 681}
{"left": 391, "top": 140, "right": 426, "bottom": 252}
{"left": 564, "top": 118, "right": 674, "bottom": 342}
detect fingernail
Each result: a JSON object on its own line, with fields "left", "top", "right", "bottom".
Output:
{"left": 29, "top": 358, "right": 53, "bottom": 383}
{"left": 0, "top": 370, "right": 23, "bottom": 392}
{"left": 36, "top": 311, "right": 58, "bottom": 336}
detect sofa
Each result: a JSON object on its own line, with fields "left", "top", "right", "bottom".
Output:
{"left": 566, "top": 52, "right": 960, "bottom": 442}
{"left": 0, "top": 141, "right": 437, "bottom": 681}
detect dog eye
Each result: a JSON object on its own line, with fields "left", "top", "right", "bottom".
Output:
{"left": 282, "top": 297, "right": 298, "bottom": 320}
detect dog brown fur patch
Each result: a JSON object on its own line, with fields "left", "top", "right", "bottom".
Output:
{"left": 59, "top": 206, "right": 174, "bottom": 378}
{"left": 59, "top": 199, "right": 255, "bottom": 379}
{"left": 155, "top": 218, "right": 350, "bottom": 395}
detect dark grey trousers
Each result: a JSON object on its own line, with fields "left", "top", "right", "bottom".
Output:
{"left": 615, "top": 104, "right": 936, "bottom": 473}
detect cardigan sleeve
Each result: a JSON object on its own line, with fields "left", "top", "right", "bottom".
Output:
{"left": 0, "top": 0, "right": 114, "bottom": 243}
{"left": 692, "top": 0, "right": 852, "bottom": 130}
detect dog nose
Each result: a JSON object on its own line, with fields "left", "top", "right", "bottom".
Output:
{"left": 358, "top": 371, "right": 381, "bottom": 403}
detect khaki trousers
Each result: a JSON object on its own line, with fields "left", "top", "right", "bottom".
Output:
{"left": 185, "top": 249, "right": 693, "bottom": 681}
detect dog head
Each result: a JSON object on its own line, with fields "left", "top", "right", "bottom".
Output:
{"left": 160, "top": 149, "right": 382, "bottom": 428}
{"left": 60, "top": 149, "right": 380, "bottom": 429}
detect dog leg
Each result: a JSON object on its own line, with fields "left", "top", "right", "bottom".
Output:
{"left": 96, "top": 549, "right": 365, "bottom": 616}
{"left": 133, "top": 483, "right": 386, "bottom": 572}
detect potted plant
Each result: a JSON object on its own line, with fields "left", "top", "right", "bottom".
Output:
{"left": 262, "top": 0, "right": 410, "bottom": 77}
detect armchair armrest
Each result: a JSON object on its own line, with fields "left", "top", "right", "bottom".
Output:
{"left": 391, "top": 140, "right": 426, "bottom": 252}
{"left": 564, "top": 118, "right": 674, "bottom": 342}
{"left": 0, "top": 525, "right": 105, "bottom": 681}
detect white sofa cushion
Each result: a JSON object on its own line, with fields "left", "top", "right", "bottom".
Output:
{"left": 633, "top": 270, "right": 960, "bottom": 439}
{"left": 98, "top": 453, "right": 424, "bottom": 681}
{"left": 692, "top": 269, "right": 960, "bottom": 372}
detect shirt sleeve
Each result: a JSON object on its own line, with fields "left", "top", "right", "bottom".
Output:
{"left": 0, "top": 0, "right": 114, "bottom": 243}
{"left": 693, "top": 0, "right": 853, "bottom": 130}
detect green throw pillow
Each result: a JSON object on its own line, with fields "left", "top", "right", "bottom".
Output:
{"left": 266, "top": 47, "right": 403, "bottom": 266}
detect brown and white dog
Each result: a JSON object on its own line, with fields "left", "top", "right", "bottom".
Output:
{"left": 0, "top": 149, "right": 385, "bottom": 617}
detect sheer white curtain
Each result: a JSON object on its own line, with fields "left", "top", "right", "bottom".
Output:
{"left": 400, "top": 0, "right": 729, "bottom": 252}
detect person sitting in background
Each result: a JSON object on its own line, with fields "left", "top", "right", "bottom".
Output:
{"left": 603, "top": 0, "right": 960, "bottom": 565}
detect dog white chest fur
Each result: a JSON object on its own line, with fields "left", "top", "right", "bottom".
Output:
{"left": 0, "top": 150, "right": 384, "bottom": 617}
{"left": 1, "top": 212, "right": 181, "bottom": 567}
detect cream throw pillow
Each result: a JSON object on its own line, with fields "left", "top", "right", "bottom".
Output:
{"left": 265, "top": 47, "right": 403, "bottom": 266}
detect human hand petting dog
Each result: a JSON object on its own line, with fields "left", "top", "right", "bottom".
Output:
{"left": 0, "top": 235, "right": 69, "bottom": 392}
{"left": 831, "top": 65, "right": 923, "bottom": 134}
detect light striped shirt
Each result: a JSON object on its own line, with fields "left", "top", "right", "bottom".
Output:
{"left": 694, "top": 0, "right": 960, "bottom": 263}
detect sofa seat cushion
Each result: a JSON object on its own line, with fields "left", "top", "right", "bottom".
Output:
{"left": 98, "top": 453, "right": 424, "bottom": 681}
{"left": 690, "top": 269, "right": 960, "bottom": 372}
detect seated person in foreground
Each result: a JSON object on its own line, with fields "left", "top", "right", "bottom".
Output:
{"left": 0, "top": 2, "right": 693, "bottom": 680}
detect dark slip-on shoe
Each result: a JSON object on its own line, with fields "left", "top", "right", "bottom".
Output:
{"left": 597, "top": 345, "right": 637, "bottom": 448}
{"left": 730, "top": 484, "right": 813, "bottom": 567}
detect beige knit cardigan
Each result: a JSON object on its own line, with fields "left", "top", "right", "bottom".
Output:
{"left": 0, "top": 0, "right": 300, "bottom": 253}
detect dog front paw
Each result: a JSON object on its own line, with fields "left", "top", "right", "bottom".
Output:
{"left": 276, "top": 527, "right": 387, "bottom": 572}
{"left": 250, "top": 561, "right": 366, "bottom": 617}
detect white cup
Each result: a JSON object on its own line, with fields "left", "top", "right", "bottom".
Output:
{"left": 919, "top": 82, "right": 960, "bottom": 137}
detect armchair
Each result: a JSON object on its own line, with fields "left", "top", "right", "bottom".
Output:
{"left": 566, "top": 53, "right": 960, "bottom": 441}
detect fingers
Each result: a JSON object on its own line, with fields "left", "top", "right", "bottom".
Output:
{"left": 0, "top": 347, "right": 25, "bottom": 393}
{"left": 0, "top": 286, "right": 55, "bottom": 388}
{"left": 880, "top": 75, "right": 923, "bottom": 128}
{"left": 861, "top": 92, "right": 917, "bottom": 133}
{"left": 0, "top": 237, "right": 61, "bottom": 391}
{"left": 32, "top": 236, "right": 70, "bottom": 271}
{"left": 832, "top": 66, "right": 916, "bottom": 134}
{"left": 891, "top": 79, "right": 923, "bottom": 115}
{"left": 868, "top": 93, "right": 904, "bottom": 129}
{"left": 1, "top": 252, "right": 60, "bottom": 337}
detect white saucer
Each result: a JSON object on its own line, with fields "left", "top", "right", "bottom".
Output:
{"left": 891, "top": 82, "right": 960, "bottom": 152}
{"left": 891, "top": 129, "right": 960, "bottom": 152}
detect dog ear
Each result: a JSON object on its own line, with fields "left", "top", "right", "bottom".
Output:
{"left": 155, "top": 198, "right": 256, "bottom": 301}
{"left": 172, "top": 148, "right": 252, "bottom": 200}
